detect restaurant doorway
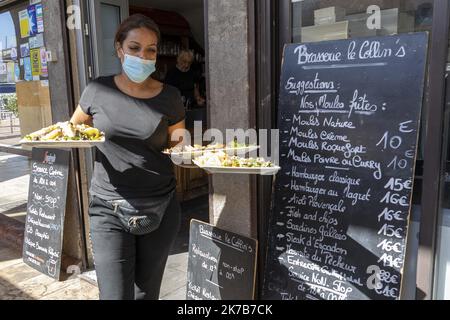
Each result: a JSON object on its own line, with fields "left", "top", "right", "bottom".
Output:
{"left": 83, "top": 1, "right": 209, "bottom": 290}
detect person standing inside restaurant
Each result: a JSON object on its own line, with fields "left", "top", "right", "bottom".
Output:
{"left": 70, "top": 14, "right": 185, "bottom": 300}
{"left": 165, "top": 49, "right": 206, "bottom": 109}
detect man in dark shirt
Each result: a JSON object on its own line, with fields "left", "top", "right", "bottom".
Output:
{"left": 165, "top": 50, "right": 205, "bottom": 109}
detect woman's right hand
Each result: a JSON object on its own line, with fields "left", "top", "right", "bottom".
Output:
{"left": 71, "top": 105, "right": 93, "bottom": 126}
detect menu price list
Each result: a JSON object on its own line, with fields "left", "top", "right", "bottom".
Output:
{"left": 263, "top": 33, "right": 428, "bottom": 300}
{"left": 22, "top": 148, "right": 70, "bottom": 280}
{"left": 187, "top": 220, "right": 258, "bottom": 300}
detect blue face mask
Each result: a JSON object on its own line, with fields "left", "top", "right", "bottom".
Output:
{"left": 122, "top": 54, "right": 156, "bottom": 83}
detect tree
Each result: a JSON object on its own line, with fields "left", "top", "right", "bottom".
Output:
{"left": 2, "top": 94, "right": 18, "bottom": 117}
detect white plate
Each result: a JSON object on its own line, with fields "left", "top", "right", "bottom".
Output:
{"left": 164, "top": 145, "right": 260, "bottom": 158}
{"left": 165, "top": 146, "right": 261, "bottom": 168}
{"left": 192, "top": 160, "right": 280, "bottom": 176}
{"left": 20, "top": 138, "right": 105, "bottom": 149}
{"left": 222, "top": 145, "right": 260, "bottom": 155}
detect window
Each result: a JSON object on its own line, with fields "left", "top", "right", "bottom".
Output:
{"left": 289, "top": 0, "right": 436, "bottom": 299}
{"left": 0, "top": 1, "right": 52, "bottom": 146}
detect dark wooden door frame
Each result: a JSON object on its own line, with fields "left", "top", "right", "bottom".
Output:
{"left": 65, "top": 0, "right": 99, "bottom": 269}
{"left": 255, "top": 0, "right": 294, "bottom": 298}
{"left": 255, "top": 0, "right": 276, "bottom": 298}
{"left": 416, "top": 0, "right": 450, "bottom": 300}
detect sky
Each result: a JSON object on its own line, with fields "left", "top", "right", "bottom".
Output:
{"left": 0, "top": 11, "right": 17, "bottom": 50}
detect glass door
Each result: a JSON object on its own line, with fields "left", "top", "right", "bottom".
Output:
{"left": 89, "top": 0, "right": 129, "bottom": 77}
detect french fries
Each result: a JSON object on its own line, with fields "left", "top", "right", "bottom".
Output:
{"left": 42, "top": 128, "right": 63, "bottom": 141}
{"left": 26, "top": 124, "right": 59, "bottom": 141}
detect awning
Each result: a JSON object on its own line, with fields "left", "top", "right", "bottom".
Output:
{"left": 0, "top": 83, "right": 16, "bottom": 94}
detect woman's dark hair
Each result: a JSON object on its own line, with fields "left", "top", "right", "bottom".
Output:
{"left": 114, "top": 14, "right": 161, "bottom": 48}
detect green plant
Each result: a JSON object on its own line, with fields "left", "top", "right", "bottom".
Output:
{"left": 3, "top": 94, "right": 18, "bottom": 117}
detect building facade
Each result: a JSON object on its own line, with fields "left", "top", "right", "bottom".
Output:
{"left": 0, "top": 0, "right": 449, "bottom": 300}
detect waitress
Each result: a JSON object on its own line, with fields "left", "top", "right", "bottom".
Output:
{"left": 70, "top": 14, "right": 185, "bottom": 300}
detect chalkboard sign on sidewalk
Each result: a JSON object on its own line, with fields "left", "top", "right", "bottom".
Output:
{"left": 187, "top": 220, "right": 258, "bottom": 300}
{"left": 262, "top": 33, "right": 428, "bottom": 300}
{"left": 22, "top": 148, "right": 70, "bottom": 280}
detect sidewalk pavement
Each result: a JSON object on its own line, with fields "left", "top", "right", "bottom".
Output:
{"left": 0, "top": 242, "right": 99, "bottom": 300}
{"left": 0, "top": 207, "right": 199, "bottom": 300}
{"left": 0, "top": 241, "right": 190, "bottom": 300}
{"left": 0, "top": 153, "right": 30, "bottom": 224}
{"left": 0, "top": 117, "right": 21, "bottom": 147}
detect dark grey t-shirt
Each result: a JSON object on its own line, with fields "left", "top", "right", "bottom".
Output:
{"left": 79, "top": 76, "right": 185, "bottom": 200}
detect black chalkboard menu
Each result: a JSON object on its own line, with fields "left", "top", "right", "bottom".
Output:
{"left": 262, "top": 33, "right": 428, "bottom": 300}
{"left": 187, "top": 220, "right": 258, "bottom": 300}
{"left": 22, "top": 148, "right": 70, "bottom": 280}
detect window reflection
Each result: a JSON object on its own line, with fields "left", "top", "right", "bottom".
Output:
{"left": 0, "top": 11, "right": 17, "bottom": 51}
{"left": 292, "top": 0, "right": 433, "bottom": 43}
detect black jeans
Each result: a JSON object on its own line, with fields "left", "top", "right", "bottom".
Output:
{"left": 88, "top": 193, "right": 181, "bottom": 300}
